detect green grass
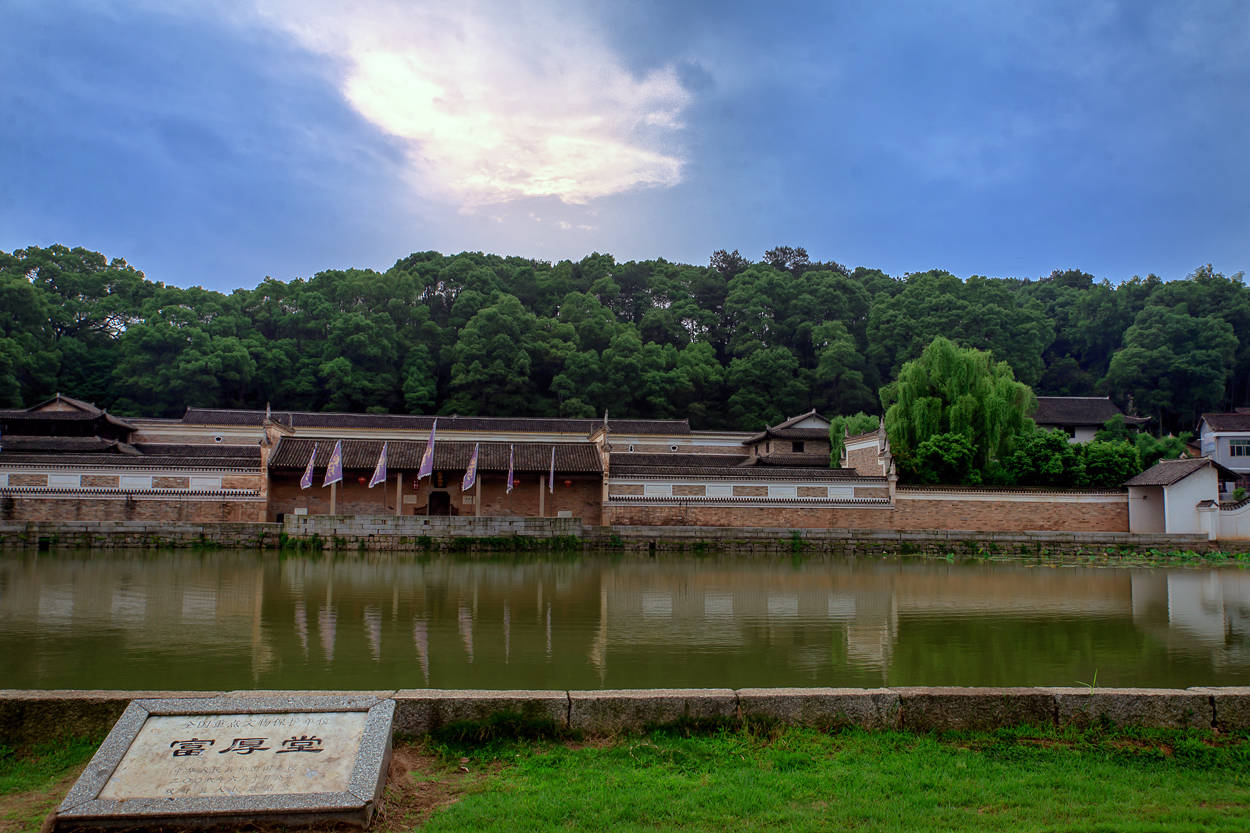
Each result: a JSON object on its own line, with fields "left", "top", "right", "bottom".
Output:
{"left": 418, "top": 726, "right": 1250, "bottom": 833}
{"left": 0, "top": 736, "right": 100, "bottom": 832}
{"left": 4, "top": 728, "right": 1248, "bottom": 832}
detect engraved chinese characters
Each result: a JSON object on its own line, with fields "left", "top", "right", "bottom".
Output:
{"left": 99, "top": 712, "right": 366, "bottom": 800}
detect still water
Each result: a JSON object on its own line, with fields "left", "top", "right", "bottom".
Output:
{"left": 1, "top": 550, "right": 1248, "bottom": 690}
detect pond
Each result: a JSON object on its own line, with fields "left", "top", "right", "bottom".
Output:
{"left": 1, "top": 550, "right": 1248, "bottom": 690}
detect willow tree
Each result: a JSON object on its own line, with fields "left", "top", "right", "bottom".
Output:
{"left": 880, "top": 336, "right": 1036, "bottom": 481}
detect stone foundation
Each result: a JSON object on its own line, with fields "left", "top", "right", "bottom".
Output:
{"left": 4, "top": 687, "right": 1249, "bottom": 745}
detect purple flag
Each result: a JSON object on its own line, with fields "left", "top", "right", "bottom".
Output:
{"left": 461, "top": 442, "right": 479, "bottom": 491}
{"left": 506, "top": 444, "right": 515, "bottom": 494}
{"left": 299, "top": 442, "right": 318, "bottom": 490}
{"left": 322, "top": 439, "right": 343, "bottom": 487}
{"left": 548, "top": 446, "right": 555, "bottom": 493}
{"left": 417, "top": 419, "right": 437, "bottom": 479}
{"left": 368, "top": 441, "right": 388, "bottom": 488}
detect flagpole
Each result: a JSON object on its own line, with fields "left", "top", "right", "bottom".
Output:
{"left": 475, "top": 474, "right": 481, "bottom": 517}
{"left": 330, "top": 482, "right": 337, "bottom": 515}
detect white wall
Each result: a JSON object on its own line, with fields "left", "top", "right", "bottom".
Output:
{"left": 1127, "top": 486, "right": 1165, "bottom": 533}
{"left": 1163, "top": 467, "right": 1219, "bottom": 534}
{"left": 1073, "top": 426, "right": 1097, "bottom": 444}
{"left": 1218, "top": 501, "right": 1250, "bottom": 540}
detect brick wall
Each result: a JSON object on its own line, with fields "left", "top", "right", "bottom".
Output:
{"left": 0, "top": 494, "right": 267, "bottom": 523}
{"left": 269, "top": 473, "right": 603, "bottom": 524}
{"left": 845, "top": 444, "right": 881, "bottom": 476}
{"left": 605, "top": 490, "right": 1128, "bottom": 532}
{"left": 893, "top": 490, "right": 1127, "bottom": 532}
{"left": 604, "top": 504, "right": 893, "bottom": 528}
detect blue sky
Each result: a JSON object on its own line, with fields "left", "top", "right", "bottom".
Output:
{"left": 2, "top": 0, "right": 1247, "bottom": 291}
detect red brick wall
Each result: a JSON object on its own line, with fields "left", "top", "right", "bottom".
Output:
{"left": 0, "top": 495, "right": 266, "bottom": 522}
{"left": 845, "top": 445, "right": 880, "bottom": 476}
{"left": 268, "top": 473, "right": 603, "bottom": 524}
{"left": 605, "top": 492, "right": 1128, "bottom": 532}
{"left": 893, "top": 493, "right": 1127, "bottom": 532}
{"left": 604, "top": 504, "right": 893, "bottom": 528}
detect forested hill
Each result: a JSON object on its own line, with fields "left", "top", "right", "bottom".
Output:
{"left": 1, "top": 245, "right": 1246, "bottom": 433}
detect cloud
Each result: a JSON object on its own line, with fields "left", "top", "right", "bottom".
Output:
{"left": 243, "top": 0, "right": 691, "bottom": 206}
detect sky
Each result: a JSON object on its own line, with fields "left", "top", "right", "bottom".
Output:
{"left": 1, "top": 0, "right": 1248, "bottom": 292}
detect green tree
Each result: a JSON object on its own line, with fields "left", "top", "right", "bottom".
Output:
{"left": 1082, "top": 440, "right": 1141, "bottom": 488}
{"left": 1005, "top": 429, "right": 1085, "bottom": 487}
{"left": 829, "top": 412, "right": 881, "bottom": 465}
{"left": 1103, "top": 304, "right": 1236, "bottom": 432}
{"left": 881, "top": 336, "right": 1036, "bottom": 481}
{"left": 726, "top": 346, "right": 808, "bottom": 428}
{"left": 912, "top": 433, "right": 976, "bottom": 484}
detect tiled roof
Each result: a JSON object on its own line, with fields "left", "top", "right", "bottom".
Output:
{"left": 609, "top": 453, "right": 749, "bottom": 469}
{"left": 1124, "top": 457, "right": 1237, "bottom": 487}
{"left": 27, "top": 393, "right": 104, "bottom": 415}
{"left": 771, "top": 409, "right": 828, "bottom": 430}
{"left": 268, "top": 438, "right": 603, "bottom": 473}
{"left": 745, "top": 427, "right": 831, "bottom": 443}
{"left": 747, "top": 452, "right": 836, "bottom": 467}
{"left": 1033, "top": 396, "right": 1140, "bottom": 426}
{"left": 0, "top": 436, "right": 136, "bottom": 454}
{"left": 0, "top": 453, "right": 259, "bottom": 469}
{"left": 183, "top": 408, "right": 689, "bottom": 436}
{"left": 1200, "top": 412, "right": 1250, "bottom": 432}
{"left": 608, "top": 464, "right": 864, "bottom": 481}
{"left": 845, "top": 429, "right": 880, "bottom": 443}
{"left": 134, "top": 444, "right": 261, "bottom": 461}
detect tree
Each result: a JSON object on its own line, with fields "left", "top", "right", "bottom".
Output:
{"left": 881, "top": 336, "right": 1036, "bottom": 481}
{"left": 710, "top": 249, "right": 750, "bottom": 280}
{"left": 1102, "top": 304, "right": 1236, "bottom": 432}
{"left": 762, "top": 246, "right": 810, "bottom": 276}
{"left": 726, "top": 346, "right": 808, "bottom": 427}
{"left": 1082, "top": 440, "right": 1140, "bottom": 488}
{"left": 912, "top": 433, "right": 976, "bottom": 484}
{"left": 828, "top": 412, "right": 880, "bottom": 465}
{"left": 1004, "top": 429, "right": 1085, "bottom": 487}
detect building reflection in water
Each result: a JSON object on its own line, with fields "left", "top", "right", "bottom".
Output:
{"left": 2, "top": 552, "right": 1249, "bottom": 690}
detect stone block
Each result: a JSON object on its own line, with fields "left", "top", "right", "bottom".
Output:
{"left": 392, "top": 689, "right": 568, "bottom": 736}
{"left": 1189, "top": 687, "right": 1250, "bottom": 730}
{"left": 737, "top": 688, "right": 899, "bottom": 729}
{"left": 0, "top": 690, "right": 219, "bottom": 747}
{"left": 1051, "top": 688, "right": 1211, "bottom": 729}
{"left": 895, "top": 687, "right": 1054, "bottom": 731}
{"left": 568, "top": 689, "right": 737, "bottom": 734}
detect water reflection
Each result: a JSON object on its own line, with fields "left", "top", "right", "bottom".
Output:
{"left": 1, "top": 551, "right": 1248, "bottom": 690}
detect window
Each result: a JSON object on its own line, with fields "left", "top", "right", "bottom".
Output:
{"left": 792, "top": 441, "right": 805, "bottom": 453}
{"left": 1231, "top": 439, "right": 1250, "bottom": 457}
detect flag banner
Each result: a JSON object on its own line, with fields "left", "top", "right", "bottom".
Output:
{"left": 299, "top": 442, "right": 319, "bottom": 490}
{"left": 506, "top": 444, "right": 515, "bottom": 494}
{"left": 323, "top": 439, "right": 343, "bottom": 487}
{"left": 417, "top": 419, "right": 437, "bottom": 479}
{"left": 368, "top": 441, "right": 388, "bottom": 488}
{"left": 548, "top": 446, "right": 555, "bottom": 493}
{"left": 461, "top": 442, "right": 479, "bottom": 492}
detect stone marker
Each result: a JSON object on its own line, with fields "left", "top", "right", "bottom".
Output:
{"left": 52, "top": 695, "right": 394, "bottom": 831}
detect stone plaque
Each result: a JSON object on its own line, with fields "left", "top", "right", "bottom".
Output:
{"left": 53, "top": 696, "right": 394, "bottom": 831}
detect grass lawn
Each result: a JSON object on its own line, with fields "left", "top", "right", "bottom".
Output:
{"left": 4, "top": 726, "right": 1248, "bottom": 833}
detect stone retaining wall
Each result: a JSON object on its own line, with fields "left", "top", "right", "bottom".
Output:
{"left": 596, "top": 525, "right": 1225, "bottom": 556}
{"left": 0, "top": 521, "right": 281, "bottom": 550}
{"left": 4, "top": 687, "right": 1247, "bottom": 745}
{"left": 0, "top": 519, "right": 1236, "bottom": 554}
{"left": 283, "top": 514, "right": 584, "bottom": 544}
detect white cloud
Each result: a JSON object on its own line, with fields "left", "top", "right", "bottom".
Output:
{"left": 243, "top": 0, "right": 691, "bottom": 206}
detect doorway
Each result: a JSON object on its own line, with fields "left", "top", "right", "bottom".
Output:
{"left": 427, "top": 490, "right": 452, "bottom": 516}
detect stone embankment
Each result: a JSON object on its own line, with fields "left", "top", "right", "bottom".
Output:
{"left": 0, "top": 517, "right": 1232, "bottom": 556}
{"left": 2, "top": 687, "right": 1248, "bottom": 746}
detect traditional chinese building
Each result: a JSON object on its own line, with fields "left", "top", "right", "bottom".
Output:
{"left": 0, "top": 396, "right": 1183, "bottom": 536}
